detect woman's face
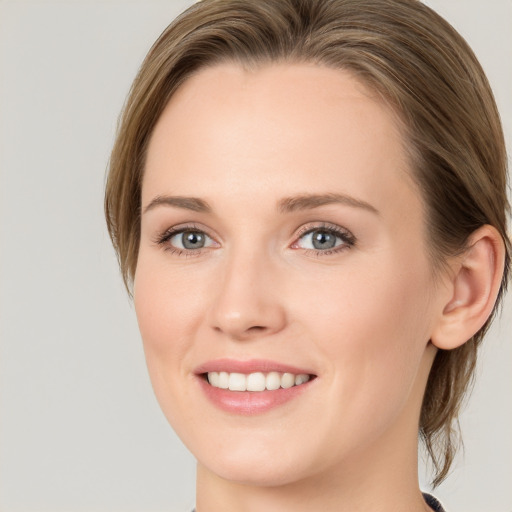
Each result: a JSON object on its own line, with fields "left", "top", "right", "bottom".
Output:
{"left": 136, "top": 63, "right": 444, "bottom": 486}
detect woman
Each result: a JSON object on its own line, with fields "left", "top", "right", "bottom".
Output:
{"left": 105, "top": 1, "right": 510, "bottom": 510}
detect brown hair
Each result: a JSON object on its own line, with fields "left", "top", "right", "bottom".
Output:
{"left": 105, "top": 0, "right": 510, "bottom": 485}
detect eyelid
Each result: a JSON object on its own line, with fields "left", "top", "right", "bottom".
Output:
{"left": 291, "top": 222, "right": 356, "bottom": 252}
{"left": 152, "top": 221, "right": 355, "bottom": 257}
{"left": 152, "top": 222, "right": 219, "bottom": 248}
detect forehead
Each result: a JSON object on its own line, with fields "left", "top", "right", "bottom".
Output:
{"left": 143, "top": 62, "right": 419, "bottom": 218}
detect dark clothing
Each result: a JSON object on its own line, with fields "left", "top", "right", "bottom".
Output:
{"left": 423, "top": 493, "right": 447, "bottom": 511}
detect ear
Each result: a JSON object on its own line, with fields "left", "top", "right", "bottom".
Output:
{"left": 431, "top": 225, "right": 506, "bottom": 350}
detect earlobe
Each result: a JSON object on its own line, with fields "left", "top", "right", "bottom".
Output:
{"left": 431, "top": 225, "right": 505, "bottom": 350}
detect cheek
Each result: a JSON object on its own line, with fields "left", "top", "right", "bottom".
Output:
{"left": 293, "top": 253, "right": 434, "bottom": 420}
{"left": 134, "top": 257, "right": 204, "bottom": 352}
{"left": 133, "top": 257, "right": 207, "bottom": 412}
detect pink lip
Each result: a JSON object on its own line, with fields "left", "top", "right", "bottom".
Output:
{"left": 194, "top": 359, "right": 316, "bottom": 416}
{"left": 194, "top": 358, "right": 314, "bottom": 375}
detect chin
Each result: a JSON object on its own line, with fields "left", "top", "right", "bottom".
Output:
{"left": 200, "top": 450, "right": 313, "bottom": 487}
{"left": 183, "top": 422, "right": 330, "bottom": 488}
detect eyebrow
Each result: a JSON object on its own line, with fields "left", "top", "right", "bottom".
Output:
{"left": 142, "top": 192, "right": 379, "bottom": 216}
{"left": 143, "top": 195, "right": 212, "bottom": 214}
{"left": 278, "top": 193, "right": 379, "bottom": 215}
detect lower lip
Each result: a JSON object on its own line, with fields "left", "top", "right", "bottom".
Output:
{"left": 197, "top": 376, "right": 313, "bottom": 415}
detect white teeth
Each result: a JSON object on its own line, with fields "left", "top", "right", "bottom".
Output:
{"left": 266, "top": 371, "right": 281, "bottom": 390}
{"left": 228, "top": 373, "right": 246, "bottom": 391}
{"left": 281, "top": 373, "right": 295, "bottom": 389}
{"left": 207, "top": 371, "right": 311, "bottom": 391}
{"left": 246, "top": 372, "right": 266, "bottom": 391}
{"left": 218, "top": 371, "right": 229, "bottom": 389}
{"left": 295, "top": 374, "right": 309, "bottom": 385}
{"left": 208, "top": 371, "right": 220, "bottom": 387}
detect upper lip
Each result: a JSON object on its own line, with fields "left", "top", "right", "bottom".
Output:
{"left": 194, "top": 358, "right": 316, "bottom": 376}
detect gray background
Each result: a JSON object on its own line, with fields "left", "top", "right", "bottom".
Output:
{"left": 0, "top": 1, "right": 510, "bottom": 511}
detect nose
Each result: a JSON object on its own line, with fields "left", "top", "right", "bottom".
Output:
{"left": 208, "top": 248, "right": 287, "bottom": 341}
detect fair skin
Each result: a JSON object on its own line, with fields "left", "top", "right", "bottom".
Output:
{"left": 134, "top": 63, "right": 504, "bottom": 512}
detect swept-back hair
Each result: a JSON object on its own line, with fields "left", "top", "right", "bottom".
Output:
{"left": 105, "top": 0, "right": 510, "bottom": 485}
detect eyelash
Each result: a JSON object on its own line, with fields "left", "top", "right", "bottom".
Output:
{"left": 153, "top": 223, "right": 213, "bottom": 257}
{"left": 153, "top": 222, "right": 356, "bottom": 257}
{"left": 292, "top": 223, "right": 356, "bottom": 256}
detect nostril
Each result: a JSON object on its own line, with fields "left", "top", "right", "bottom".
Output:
{"left": 212, "top": 324, "right": 266, "bottom": 337}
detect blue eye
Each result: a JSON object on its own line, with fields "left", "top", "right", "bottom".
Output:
{"left": 168, "top": 230, "right": 215, "bottom": 250}
{"left": 295, "top": 226, "right": 355, "bottom": 252}
{"left": 155, "top": 226, "right": 217, "bottom": 254}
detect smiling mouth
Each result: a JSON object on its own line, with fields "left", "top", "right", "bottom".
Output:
{"left": 204, "top": 371, "right": 313, "bottom": 392}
